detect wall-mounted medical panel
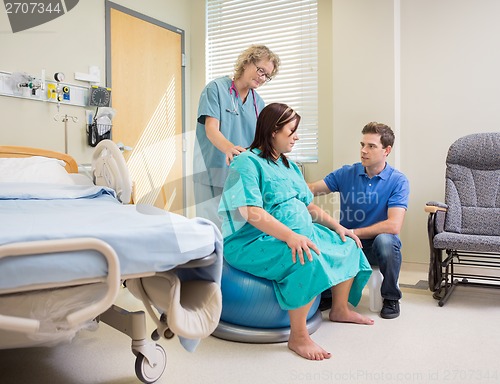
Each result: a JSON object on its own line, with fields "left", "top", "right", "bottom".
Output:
{"left": 0, "top": 70, "right": 89, "bottom": 107}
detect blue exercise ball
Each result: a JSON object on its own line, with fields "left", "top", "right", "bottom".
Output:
{"left": 220, "top": 261, "right": 320, "bottom": 329}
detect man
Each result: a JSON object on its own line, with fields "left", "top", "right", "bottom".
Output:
{"left": 308, "top": 122, "right": 409, "bottom": 319}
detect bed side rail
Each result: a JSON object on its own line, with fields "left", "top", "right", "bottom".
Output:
{"left": 0, "top": 238, "right": 121, "bottom": 334}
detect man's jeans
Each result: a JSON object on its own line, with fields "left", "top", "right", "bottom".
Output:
{"left": 361, "top": 234, "right": 402, "bottom": 301}
{"left": 320, "top": 233, "right": 402, "bottom": 307}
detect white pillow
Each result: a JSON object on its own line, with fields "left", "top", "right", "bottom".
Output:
{"left": 0, "top": 156, "right": 75, "bottom": 185}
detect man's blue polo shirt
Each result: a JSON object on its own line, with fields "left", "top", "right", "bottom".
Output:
{"left": 323, "top": 162, "right": 409, "bottom": 229}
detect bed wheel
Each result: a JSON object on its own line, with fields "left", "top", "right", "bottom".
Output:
{"left": 151, "top": 312, "right": 175, "bottom": 341}
{"left": 151, "top": 329, "right": 160, "bottom": 341}
{"left": 151, "top": 327, "right": 175, "bottom": 341}
{"left": 135, "top": 344, "right": 167, "bottom": 383}
{"left": 164, "top": 329, "right": 175, "bottom": 339}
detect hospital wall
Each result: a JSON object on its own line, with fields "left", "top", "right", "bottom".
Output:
{"left": 0, "top": 0, "right": 195, "bottom": 164}
{"left": 311, "top": 0, "right": 500, "bottom": 264}
{"left": 1, "top": 0, "right": 499, "bottom": 265}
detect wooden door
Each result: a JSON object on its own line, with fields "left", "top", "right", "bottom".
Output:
{"left": 106, "top": 3, "right": 184, "bottom": 214}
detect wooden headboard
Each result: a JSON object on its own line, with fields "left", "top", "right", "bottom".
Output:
{"left": 0, "top": 146, "right": 79, "bottom": 173}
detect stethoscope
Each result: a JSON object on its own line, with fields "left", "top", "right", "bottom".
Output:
{"left": 226, "top": 80, "right": 259, "bottom": 118}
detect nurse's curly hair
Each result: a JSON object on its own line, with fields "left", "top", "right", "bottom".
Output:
{"left": 234, "top": 45, "right": 280, "bottom": 80}
{"left": 250, "top": 102, "right": 300, "bottom": 168}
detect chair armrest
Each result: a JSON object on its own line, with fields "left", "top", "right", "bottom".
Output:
{"left": 425, "top": 201, "right": 447, "bottom": 235}
{"left": 424, "top": 201, "right": 448, "bottom": 213}
{"left": 425, "top": 201, "right": 448, "bottom": 292}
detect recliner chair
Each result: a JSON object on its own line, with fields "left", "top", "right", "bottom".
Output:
{"left": 425, "top": 132, "right": 500, "bottom": 306}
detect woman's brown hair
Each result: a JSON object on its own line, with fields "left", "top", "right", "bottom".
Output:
{"left": 250, "top": 103, "right": 300, "bottom": 168}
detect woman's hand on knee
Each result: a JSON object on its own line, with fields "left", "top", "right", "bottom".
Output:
{"left": 285, "top": 233, "right": 320, "bottom": 265}
{"left": 336, "top": 226, "right": 363, "bottom": 248}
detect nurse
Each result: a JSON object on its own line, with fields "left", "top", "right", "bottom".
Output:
{"left": 193, "top": 45, "right": 280, "bottom": 227}
{"left": 219, "top": 103, "right": 374, "bottom": 360}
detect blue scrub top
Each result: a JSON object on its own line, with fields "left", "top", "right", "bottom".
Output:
{"left": 193, "top": 76, "right": 265, "bottom": 188}
{"left": 324, "top": 162, "right": 409, "bottom": 229}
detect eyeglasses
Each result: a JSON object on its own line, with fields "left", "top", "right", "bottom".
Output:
{"left": 254, "top": 63, "right": 273, "bottom": 82}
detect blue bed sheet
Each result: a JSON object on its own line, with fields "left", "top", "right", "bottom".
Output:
{"left": 0, "top": 183, "right": 222, "bottom": 291}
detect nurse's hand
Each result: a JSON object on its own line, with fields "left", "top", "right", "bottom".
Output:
{"left": 285, "top": 232, "right": 321, "bottom": 265}
{"left": 225, "top": 146, "right": 246, "bottom": 165}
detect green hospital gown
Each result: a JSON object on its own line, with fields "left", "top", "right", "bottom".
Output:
{"left": 218, "top": 149, "right": 372, "bottom": 310}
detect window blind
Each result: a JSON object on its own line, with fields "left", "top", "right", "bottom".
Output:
{"left": 206, "top": 0, "right": 318, "bottom": 162}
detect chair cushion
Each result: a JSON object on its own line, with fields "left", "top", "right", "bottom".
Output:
{"left": 433, "top": 232, "right": 500, "bottom": 253}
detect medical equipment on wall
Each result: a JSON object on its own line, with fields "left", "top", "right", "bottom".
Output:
{"left": 86, "top": 86, "right": 113, "bottom": 147}
{"left": 0, "top": 68, "right": 98, "bottom": 107}
{"left": 86, "top": 107, "right": 115, "bottom": 147}
{"left": 89, "top": 85, "right": 111, "bottom": 107}
{"left": 9, "top": 71, "right": 45, "bottom": 97}
{"left": 48, "top": 72, "right": 70, "bottom": 112}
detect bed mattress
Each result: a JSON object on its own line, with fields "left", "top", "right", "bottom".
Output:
{"left": 0, "top": 183, "right": 222, "bottom": 291}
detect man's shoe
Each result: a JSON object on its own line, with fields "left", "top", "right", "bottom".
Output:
{"left": 380, "top": 299, "right": 400, "bottom": 319}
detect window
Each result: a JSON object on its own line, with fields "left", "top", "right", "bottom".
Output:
{"left": 206, "top": 0, "right": 318, "bottom": 162}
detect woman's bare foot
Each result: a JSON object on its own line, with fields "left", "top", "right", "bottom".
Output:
{"left": 288, "top": 333, "right": 332, "bottom": 361}
{"left": 329, "top": 307, "right": 374, "bottom": 325}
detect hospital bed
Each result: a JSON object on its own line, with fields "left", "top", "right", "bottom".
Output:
{"left": 0, "top": 141, "right": 223, "bottom": 383}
